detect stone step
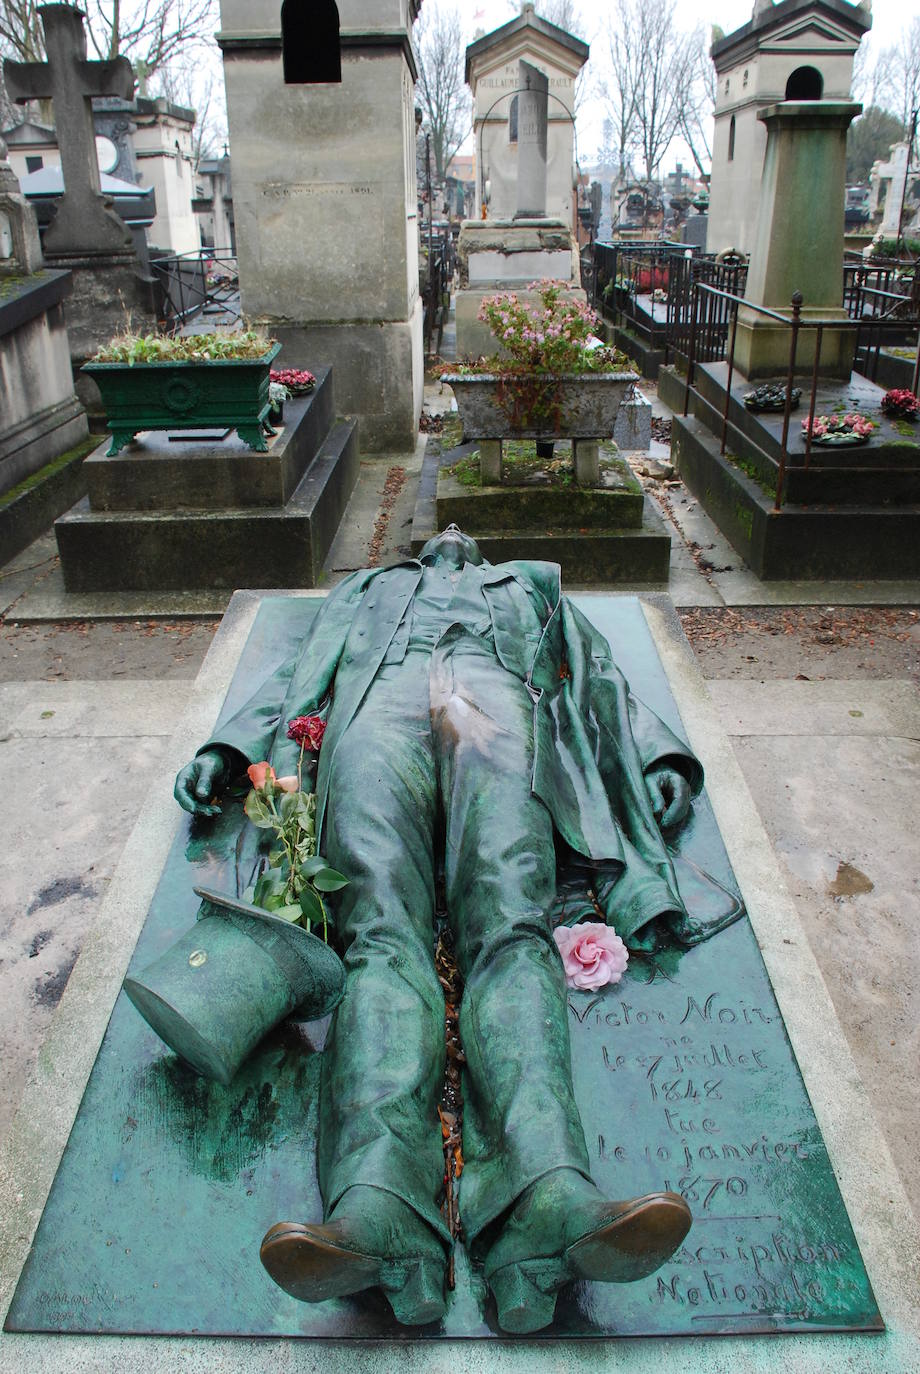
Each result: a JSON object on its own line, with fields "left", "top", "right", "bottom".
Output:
{"left": 55, "top": 418, "right": 359, "bottom": 592}
{"left": 436, "top": 461, "right": 645, "bottom": 533}
{"left": 686, "top": 383, "right": 920, "bottom": 506}
{"left": 691, "top": 361, "right": 920, "bottom": 472}
{"left": 414, "top": 493, "right": 671, "bottom": 584}
{"left": 84, "top": 366, "right": 335, "bottom": 512}
{"left": 672, "top": 411, "right": 920, "bottom": 580}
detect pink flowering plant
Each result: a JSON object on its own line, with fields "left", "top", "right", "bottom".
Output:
{"left": 553, "top": 921, "right": 629, "bottom": 991}
{"left": 801, "top": 412, "right": 877, "bottom": 446}
{"left": 243, "top": 714, "right": 345, "bottom": 941}
{"left": 880, "top": 388, "right": 920, "bottom": 420}
{"left": 471, "top": 280, "right": 626, "bottom": 376}
{"left": 270, "top": 367, "right": 316, "bottom": 395}
{"left": 447, "top": 280, "right": 630, "bottom": 431}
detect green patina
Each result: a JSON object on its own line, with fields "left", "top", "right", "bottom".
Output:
{"left": 736, "top": 504, "right": 755, "bottom": 539}
{"left": 893, "top": 420, "right": 918, "bottom": 437}
{"left": 0, "top": 434, "right": 97, "bottom": 511}
{"left": 5, "top": 595, "right": 880, "bottom": 1341}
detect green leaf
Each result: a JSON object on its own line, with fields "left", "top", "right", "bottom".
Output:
{"left": 244, "top": 790, "right": 275, "bottom": 829}
{"left": 299, "top": 886, "right": 324, "bottom": 924}
{"left": 267, "top": 846, "right": 285, "bottom": 868}
{"left": 280, "top": 792, "right": 300, "bottom": 822}
{"left": 312, "top": 867, "right": 349, "bottom": 893}
{"left": 275, "top": 903, "right": 304, "bottom": 924}
{"left": 298, "top": 854, "right": 329, "bottom": 878}
{"left": 253, "top": 873, "right": 286, "bottom": 908}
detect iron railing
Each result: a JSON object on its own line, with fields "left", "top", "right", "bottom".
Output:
{"left": 151, "top": 247, "right": 240, "bottom": 332}
{"left": 682, "top": 281, "right": 920, "bottom": 511}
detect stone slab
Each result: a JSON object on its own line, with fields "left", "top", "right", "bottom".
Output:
{"left": 613, "top": 390, "right": 652, "bottom": 452}
{"left": 706, "top": 680, "right": 920, "bottom": 739}
{"left": 0, "top": 592, "right": 917, "bottom": 1369}
{"left": 3, "top": 597, "right": 879, "bottom": 1340}
{"left": 0, "top": 435, "right": 96, "bottom": 568}
{"left": 467, "top": 250, "right": 574, "bottom": 283}
{"left": 55, "top": 419, "right": 360, "bottom": 592}
{"left": 83, "top": 370, "right": 334, "bottom": 511}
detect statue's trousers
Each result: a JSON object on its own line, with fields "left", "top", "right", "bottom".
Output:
{"left": 318, "top": 633, "right": 592, "bottom": 1244}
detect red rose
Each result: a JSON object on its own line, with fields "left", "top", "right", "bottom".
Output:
{"left": 287, "top": 714, "right": 326, "bottom": 750}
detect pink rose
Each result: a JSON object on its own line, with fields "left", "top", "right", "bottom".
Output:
{"left": 553, "top": 922, "right": 629, "bottom": 991}
{"left": 276, "top": 775, "right": 299, "bottom": 793}
{"left": 247, "top": 761, "right": 275, "bottom": 790}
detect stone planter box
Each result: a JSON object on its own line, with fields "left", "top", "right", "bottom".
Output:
{"left": 442, "top": 370, "right": 638, "bottom": 486}
{"left": 83, "top": 342, "right": 282, "bottom": 456}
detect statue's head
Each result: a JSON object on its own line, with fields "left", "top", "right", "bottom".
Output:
{"left": 419, "top": 525, "right": 484, "bottom": 569}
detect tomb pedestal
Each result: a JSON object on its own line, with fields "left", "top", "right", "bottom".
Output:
{"left": 217, "top": 0, "right": 423, "bottom": 452}
{"left": 454, "top": 217, "right": 583, "bottom": 359}
{"left": 55, "top": 365, "right": 359, "bottom": 591}
{"left": 733, "top": 101, "right": 861, "bottom": 381}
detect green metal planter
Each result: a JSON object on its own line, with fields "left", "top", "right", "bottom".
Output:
{"left": 122, "top": 885, "right": 345, "bottom": 1085}
{"left": 83, "top": 342, "right": 282, "bottom": 456}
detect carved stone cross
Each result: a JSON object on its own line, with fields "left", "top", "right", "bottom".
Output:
{"left": 3, "top": 4, "right": 135, "bottom": 255}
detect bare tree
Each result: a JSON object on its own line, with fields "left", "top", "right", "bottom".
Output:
{"left": 600, "top": 5, "right": 641, "bottom": 179}
{"left": 599, "top": 0, "right": 700, "bottom": 184}
{"left": 879, "top": 17, "right": 920, "bottom": 131}
{"left": 675, "top": 24, "right": 715, "bottom": 180}
{"left": 414, "top": 0, "right": 471, "bottom": 183}
{"left": 0, "top": 0, "right": 218, "bottom": 89}
{"left": 536, "top": 1, "right": 584, "bottom": 37}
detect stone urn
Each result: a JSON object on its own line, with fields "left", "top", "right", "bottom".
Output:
{"left": 442, "top": 370, "right": 638, "bottom": 485}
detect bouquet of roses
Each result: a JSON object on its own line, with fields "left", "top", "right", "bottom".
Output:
{"left": 801, "top": 412, "right": 877, "bottom": 443}
{"left": 270, "top": 367, "right": 316, "bottom": 395}
{"left": 242, "top": 713, "right": 346, "bottom": 941}
{"left": 880, "top": 389, "right": 920, "bottom": 421}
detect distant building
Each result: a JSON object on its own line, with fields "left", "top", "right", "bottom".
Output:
{"left": 2, "top": 95, "right": 200, "bottom": 255}
{"left": 707, "top": 0, "right": 871, "bottom": 255}
{"left": 194, "top": 152, "right": 235, "bottom": 251}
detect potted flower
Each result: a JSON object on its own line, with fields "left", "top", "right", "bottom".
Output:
{"left": 83, "top": 328, "right": 282, "bottom": 456}
{"left": 267, "top": 380, "right": 289, "bottom": 426}
{"left": 122, "top": 713, "right": 347, "bottom": 1085}
{"left": 271, "top": 367, "right": 316, "bottom": 396}
{"left": 441, "top": 280, "right": 637, "bottom": 447}
{"left": 801, "top": 413, "right": 878, "bottom": 446}
{"left": 880, "top": 389, "right": 920, "bottom": 421}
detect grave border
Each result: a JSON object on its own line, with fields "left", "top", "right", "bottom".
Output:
{"left": 0, "top": 590, "right": 917, "bottom": 1373}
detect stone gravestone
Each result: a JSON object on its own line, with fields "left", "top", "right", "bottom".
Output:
{"left": 2, "top": 4, "right": 157, "bottom": 397}
{"left": 0, "top": 130, "right": 89, "bottom": 560}
{"left": 515, "top": 59, "right": 548, "bottom": 219}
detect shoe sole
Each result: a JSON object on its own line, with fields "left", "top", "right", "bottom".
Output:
{"left": 567, "top": 1193, "right": 692, "bottom": 1283}
{"left": 260, "top": 1221, "right": 447, "bottom": 1325}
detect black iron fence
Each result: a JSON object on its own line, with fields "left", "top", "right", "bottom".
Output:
{"left": 151, "top": 247, "right": 240, "bottom": 332}
{"left": 681, "top": 282, "right": 920, "bottom": 510}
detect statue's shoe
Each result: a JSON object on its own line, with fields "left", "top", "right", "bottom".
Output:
{"left": 484, "top": 1171, "right": 692, "bottom": 1334}
{"left": 260, "top": 1189, "right": 448, "bottom": 1326}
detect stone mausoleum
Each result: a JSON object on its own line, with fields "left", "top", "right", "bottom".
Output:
{"left": 707, "top": 0, "right": 870, "bottom": 255}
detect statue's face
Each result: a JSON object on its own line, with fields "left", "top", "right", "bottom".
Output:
{"left": 419, "top": 525, "right": 484, "bottom": 568}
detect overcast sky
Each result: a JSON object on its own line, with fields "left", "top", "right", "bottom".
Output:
{"left": 457, "top": 0, "right": 920, "bottom": 169}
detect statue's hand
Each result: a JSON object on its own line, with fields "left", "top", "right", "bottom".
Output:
{"left": 174, "top": 749, "right": 232, "bottom": 816}
{"left": 645, "top": 764, "right": 691, "bottom": 831}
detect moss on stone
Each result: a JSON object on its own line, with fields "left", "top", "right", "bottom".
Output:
{"left": 0, "top": 434, "right": 97, "bottom": 512}
{"left": 724, "top": 451, "right": 777, "bottom": 497}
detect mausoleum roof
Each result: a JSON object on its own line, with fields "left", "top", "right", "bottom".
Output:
{"left": 465, "top": 3, "right": 588, "bottom": 85}
{"left": 711, "top": 0, "right": 871, "bottom": 66}
{"left": 1, "top": 121, "right": 56, "bottom": 147}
